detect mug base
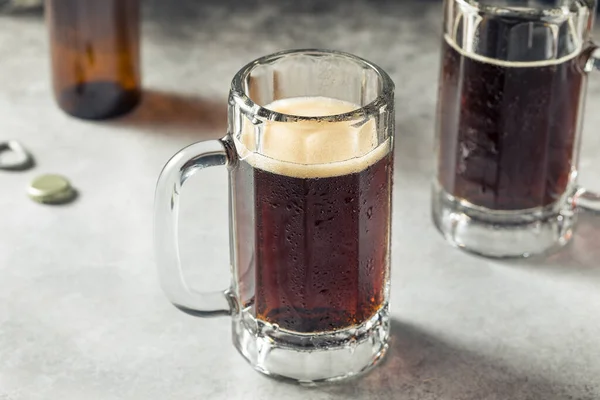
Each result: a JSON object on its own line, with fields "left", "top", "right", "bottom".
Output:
{"left": 231, "top": 305, "right": 390, "bottom": 384}
{"left": 432, "top": 184, "right": 576, "bottom": 259}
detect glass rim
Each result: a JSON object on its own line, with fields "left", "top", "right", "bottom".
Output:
{"left": 456, "top": 0, "right": 593, "bottom": 20}
{"left": 229, "top": 48, "right": 395, "bottom": 124}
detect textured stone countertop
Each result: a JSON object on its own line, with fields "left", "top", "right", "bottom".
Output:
{"left": 1, "top": 1, "right": 599, "bottom": 399}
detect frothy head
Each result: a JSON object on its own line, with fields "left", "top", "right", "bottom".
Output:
{"left": 235, "top": 96, "right": 389, "bottom": 179}
{"left": 444, "top": 34, "right": 580, "bottom": 68}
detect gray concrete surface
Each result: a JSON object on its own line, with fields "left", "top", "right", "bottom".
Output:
{"left": 1, "top": 1, "right": 599, "bottom": 399}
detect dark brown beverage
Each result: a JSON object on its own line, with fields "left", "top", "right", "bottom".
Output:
{"left": 47, "top": 0, "right": 141, "bottom": 120}
{"left": 233, "top": 97, "right": 393, "bottom": 333}
{"left": 437, "top": 35, "right": 586, "bottom": 210}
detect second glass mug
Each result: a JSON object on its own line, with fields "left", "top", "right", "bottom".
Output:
{"left": 154, "top": 50, "right": 395, "bottom": 383}
{"left": 434, "top": 0, "right": 600, "bottom": 258}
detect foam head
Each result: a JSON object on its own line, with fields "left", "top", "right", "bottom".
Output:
{"left": 235, "top": 96, "right": 389, "bottom": 179}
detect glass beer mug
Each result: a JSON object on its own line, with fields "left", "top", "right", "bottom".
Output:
{"left": 433, "top": 0, "right": 600, "bottom": 258}
{"left": 154, "top": 50, "right": 395, "bottom": 383}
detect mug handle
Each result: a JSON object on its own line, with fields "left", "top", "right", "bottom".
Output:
{"left": 574, "top": 47, "right": 600, "bottom": 213}
{"left": 154, "top": 139, "right": 237, "bottom": 317}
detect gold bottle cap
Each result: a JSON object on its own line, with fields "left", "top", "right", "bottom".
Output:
{"left": 28, "top": 174, "right": 76, "bottom": 205}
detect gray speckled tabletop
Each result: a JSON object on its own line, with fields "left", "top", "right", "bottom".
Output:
{"left": 1, "top": 1, "right": 599, "bottom": 399}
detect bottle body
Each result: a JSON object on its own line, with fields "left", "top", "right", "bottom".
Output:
{"left": 47, "top": 0, "right": 141, "bottom": 120}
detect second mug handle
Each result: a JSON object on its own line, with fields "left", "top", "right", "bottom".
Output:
{"left": 574, "top": 47, "right": 600, "bottom": 213}
{"left": 574, "top": 188, "right": 600, "bottom": 213}
{"left": 154, "top": 139, "right": 236, "bottom": 317}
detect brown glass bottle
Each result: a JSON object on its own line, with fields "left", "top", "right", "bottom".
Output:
{"left": 47, "top": 0, "right": 141, "bottom": 120}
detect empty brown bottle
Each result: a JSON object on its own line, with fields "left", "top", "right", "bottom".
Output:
{"left": 47, "top": 0, "right": 141, "bottom": 120}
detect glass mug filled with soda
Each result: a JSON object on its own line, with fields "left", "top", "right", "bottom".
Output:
{"left": 154, "top": 50, "right": 395, "bottom": 383}
{"left": 434, "top": 0, "right": 600, "bottom": 258}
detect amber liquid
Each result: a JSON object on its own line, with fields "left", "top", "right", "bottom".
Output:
{"left": 250, "top": 153, "right": 392, "bottom": 333}
{"left": 47, "top": 0, "right": 141, "bottom": 120}
{"left": 437, "top": 37, "right": 585, "bottom": 210}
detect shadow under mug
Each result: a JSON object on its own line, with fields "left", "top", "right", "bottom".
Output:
{"left": 154, "top": 49, "right": 395, "bottom": 383}
{"left": 433, "top": 0, "right": 600, "bottom": 258}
